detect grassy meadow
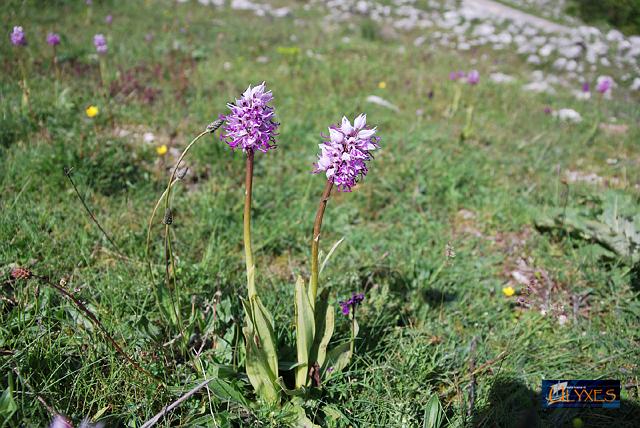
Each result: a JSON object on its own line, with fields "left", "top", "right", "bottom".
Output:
{"left": 1, "top": 0, "right": 639, "bottom": 426}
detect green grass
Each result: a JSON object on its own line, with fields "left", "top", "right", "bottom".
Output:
{"left": 1, "top": 1, "right": 639, "bottom": 427}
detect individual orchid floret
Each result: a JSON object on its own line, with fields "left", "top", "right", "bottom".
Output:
{"left": 314, "top": 114, "right": 380, "bottom": 192}
{"left": 339, "top": 292, "right": 365, "bottom": 316}
{"left": 11, "top": 26, "right": 26, "bottom": 46}
{"left": 220, "top": 82, "right": 279, "bottom": 153}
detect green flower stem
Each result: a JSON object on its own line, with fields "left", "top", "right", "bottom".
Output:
{"left": 244, "top": 150, "right": 256, "bottom": 300}
{"left": 350, "top": 311, "right": 356, "bottom": 355}
{"left": 310, "top": 179, "right": 334, "bottom": 307}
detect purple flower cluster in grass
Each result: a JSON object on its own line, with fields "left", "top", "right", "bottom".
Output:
{"left": 450, "top": 70, "right": 479, "bottom": 84}
{"left": 467, "top": 69, "right": 480, "bottom": 85}
{"left": 11, "top": 26, "right": 26, "bottom": 46}
{"left": 94, "top": 34, "right": 107, "bottom": 54}
{"left": 314, "top": 114, "right": 379, "bottom": 192}
{"left": 596, "top": 76, "right": 613, "bottom": 94}
{"left": 220, "top": 82, "right": 279, "bottom": 153}
{"left": 339, "top": 292, "right": 365, "bottom": 316}
{"left": 47, "top": 32, "right": 61, "bottom": 46}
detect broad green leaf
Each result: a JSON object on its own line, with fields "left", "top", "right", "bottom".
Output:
{"left": 242, "top": 298, "right": 279, "bottom": 404}
{"left": 252, "top": 296, "right": 278, "bottom": 377}
{"left": 284, "top": 401, "right": 320, "bottom": 428}
{"left": 155, "top": 280, "right": 178, "bottom": 327}
{"left": 92, "top": 405, "right": 110, "bottom": 421}
{"left": 309, "top": 289, "right": 334, "bottom": 371}
{"left": 323, "top": 404, "right": 349, "bottom": 422}
{"left": 207, "top": 378, "right": 249, "bottom": 407}
{"left": 320, "top": 237, "right": 345, "bottom": 274}
{"left": 323, "top": 318, "right": 359, "bottom": 378}
{"left": 295, "top": 276, "right": 315, "bottom": 388}
{"left": 276, "top": 377, "right": 307, "bottom": 397}
{"left": 0, "top": 376, "right": 17, "bottom": 425}
{"left": 423, "top": 394, "right": 444, "bottom": 428}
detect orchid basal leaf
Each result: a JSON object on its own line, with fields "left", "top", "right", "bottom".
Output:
{"left": 242, "top": 296, "right": 279, "bottom": 404}
{"left": 310, "top": 289, "right": 334, "bottom": 370}
{"left": 294, "top": 276, "right": 315, "bottom": 388}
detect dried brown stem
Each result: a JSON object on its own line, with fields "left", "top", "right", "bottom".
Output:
{"left": 37, "top": 275, "right": 160, "bottom": 382}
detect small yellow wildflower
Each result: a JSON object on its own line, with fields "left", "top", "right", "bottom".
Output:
{"left": 85, "top": 105, "right": 99, "bottom": 118}
{"left": 378, "top": 81, "right": 387, "bottom": 89}
{"left": 156, "top": 144, "right": 168, "bottom": 156}
{"left": 502, "top": 286, "right": 515, "bottom": 297}
{"left": 276, "top": 46, "right": 300, "bottom": 56}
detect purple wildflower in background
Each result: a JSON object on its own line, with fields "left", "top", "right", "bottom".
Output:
{"left": 10, "top": 26, "right": 26, "bottom": 46}
{"left": 456, "top": 71, "right": 465, "bottom": 79}
{"left": 467, "top": 70, "right": 480, "bottom": 85}
{"left": 596, "top": 76, "right": 613, "bottom": 94}
{"left": 581, "top": 82, "right": 590, "bottom": 93}
{"left": 314, "top": 114, "right": 379, "bottom": 192}
{"left": 449, "top": 71, "right": 457, "bottom": 81}
{"left": 339, "top": 292, "right": 365, "bottom": 316}
{"left": 220, "top": 82, "right": 279, "bottom": 153}
{"left": 543, "top": 106, "right": 552, "bottom": 115}
{"left": 93, "top": 34, "right": 107, "bottom": 54}
{"left": 47, "top": 32, "right": 60, "bottom": 46}
{"left": 105, "top": 15, "right": 113, "bottom": 25}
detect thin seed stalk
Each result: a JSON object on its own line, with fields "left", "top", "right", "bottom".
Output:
{"left": 244, "top": 150, "right": 256, "bottom": 299}
{"left": 159, "top": 130, "right": 210, "bottom": 330}
{"left": 310, "top": 180, "right": 334, "bottom": 307}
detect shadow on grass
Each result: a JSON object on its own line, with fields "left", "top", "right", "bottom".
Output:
{"left": 630, "top": 262, "right": 640, "bottom": 295}
{"left": 420, "top": 286, "right": 457, "bottom": 307}
{"left": 471, "top": 377, "right": 640, "bottom": 428}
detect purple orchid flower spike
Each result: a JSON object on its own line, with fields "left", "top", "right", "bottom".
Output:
{"left": 596, "top": 76, "right": 613, "bottom": 95}
{"left": 339, "top": 292, "right": 365, "bottom": 316}
{"left": 313, "top": 114, "right": 380, "bottom": 192}
{"left": 467, "top": 70, "right": 480, "bottom": 85}
{"left": 94, "top": 34, "right": 107, "bottom": 54}
{"left": 10, "top": 26, "right": 26, "bottom": 46}
{"left": 47, "top": 32, "right": 61, "bottom": 46}
{"left": 220, "top": 82, "right": 279, "bottom": 153}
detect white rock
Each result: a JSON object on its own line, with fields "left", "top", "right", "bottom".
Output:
{"left": 531, "top": 70, "right": 545, "bottom": 81}
{"left": 143, "top": 132, "right": 155, "bottom": 143}
{"left": 553, "top": 57, "right": 567, "bottom": 70}
{"left": 606, "top": 29, "right": 624, "bottom": 42}
{"left": 414, "top": 36, "right": 426, "bottom": 46}
{"left": 473, "top": 24, "right": 495, "bottom": 37}
{"left": 527, "top": 54, "right": 541, "bottom": 65}
{"left": 553, "top": 108, "right": 582, "bottom": 123}
{"left": 563, "top": 45, "right": 582, "bottom": 58}
{"left": 572, "top": 90, "right": 591, "bottom": 100}
{"left": 366, "top": 95, "right": 399, "bottom": 112}
{"left": 539, "top": 44, "right": 554, "bottom": 57}
{"left": 523, "top": 81, "right": 555, "bottom": 94}
{"left": 490, "top": 72, "right": 515, "bottom": 83}
{"left": 631, "top": 77, "right": 640, "bottom": 91}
